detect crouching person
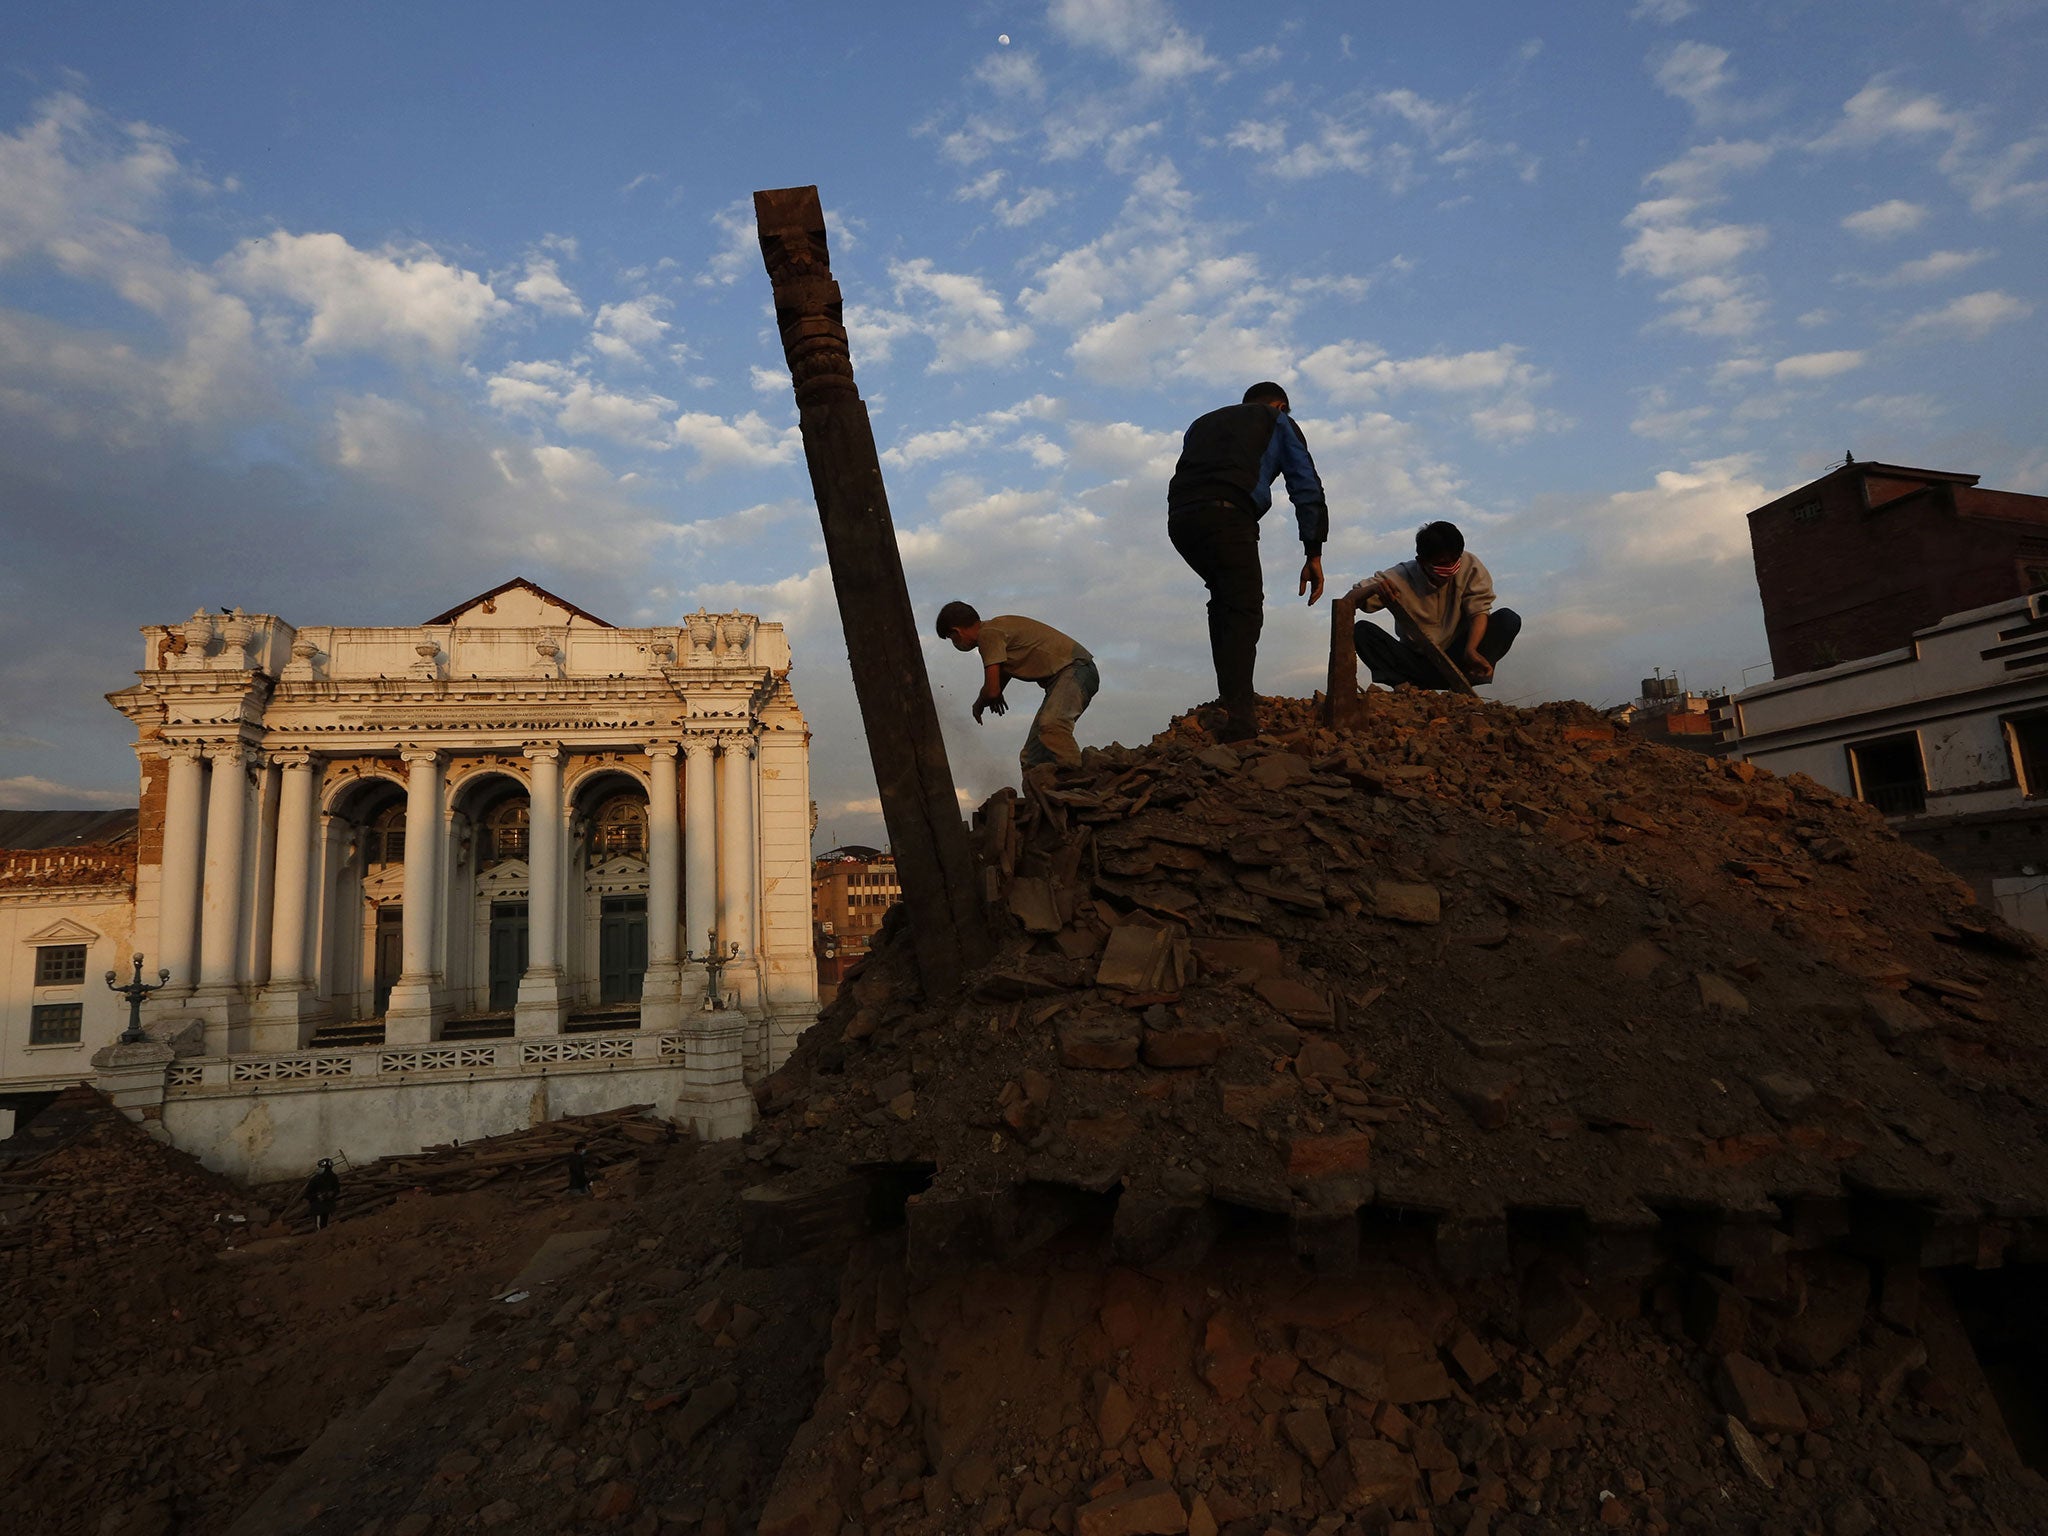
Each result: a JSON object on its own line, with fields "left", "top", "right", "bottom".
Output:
{"left": 936, "top": 601, "right": 1100, "bottom": 779}
{"left": 1346, "top": 521, "right": 1521, "bottom": 687}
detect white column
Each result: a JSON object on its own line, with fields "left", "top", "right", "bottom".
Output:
{"left": 718, "top": 731, "right": 760, "bottom": 1018}
{"left": 156, "top": 743, "right": 206, "bottom": 1001}
{"left": 683, "top": 734, "right": 719, "bottom": 998}
{"left": 253, "top": 753, "right": 319, "bottom": 1049}
{"left": 516, "top": 746, "right": 568, "bottom": 1035}
{"left": 195, "top": 743, "right": 251, "bottom": 1048}
{"left": 640, "top": 743, "right": 683, "bottom": 1031}
{"left": 383, "top": 748, "right": 444, "bottom": 1044}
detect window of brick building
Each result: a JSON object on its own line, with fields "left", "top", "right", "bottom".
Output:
{"left": 30, "top": 1003, "right": 82, "bottom": 1044}
{"left": 1849, "top": 734, "right": 1928, "bottom": 816}
{"left": 2010, "top": 713, "right": 2048, "bottom": 798}
{"left": 35, "top": 944, "right": 86, "bottom": 985}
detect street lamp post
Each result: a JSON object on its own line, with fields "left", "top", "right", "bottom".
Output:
{"left": 686, "top": 930, "right": 741, "bottom": 1012}
{"left": 106, "top": 953, "right": 171, "bottom": 1045}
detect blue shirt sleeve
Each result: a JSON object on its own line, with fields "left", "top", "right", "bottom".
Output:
{"left": 1254, "top": 411, "right": 1330, "bottom": 554}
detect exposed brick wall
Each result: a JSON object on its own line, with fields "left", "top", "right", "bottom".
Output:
{"left": 1748, "top": 463, "right": 2048, "bottom": 677}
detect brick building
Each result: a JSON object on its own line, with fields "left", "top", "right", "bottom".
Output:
{"left": 811, "top": 846, "right": 900, "bottom": 990}
{"left": 1747, "top": 460, "right": 2048, "bottom": 678}
{"left": 1732, "top": 459, "right": 2048, "bottom": 938}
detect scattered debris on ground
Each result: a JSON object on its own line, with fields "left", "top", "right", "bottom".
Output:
{"left": 7, "top": 690, "right": 2048, "bottom": 1535}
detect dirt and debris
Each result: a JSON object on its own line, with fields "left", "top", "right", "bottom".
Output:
{"left": 5, "top": 689, "right": 2048, "bottom": 1536}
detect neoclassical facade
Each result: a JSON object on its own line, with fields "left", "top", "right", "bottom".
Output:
{"left": 79, "top": 579, "right": 816, "bottom": 1173}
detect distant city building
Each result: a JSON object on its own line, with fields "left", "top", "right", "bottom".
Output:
{"left": 1748, "top": 458, "right": 2048, "bottom": 677}
{"left": 0, "top": 579, "right": 817, "bottom": 1173}
{"left": 1607, "top": 673, "right": 1735, "bottom": 756}
{"left": 1733, "top": 464, "right": 2048, "bottom": 938}
{"left": 812, "top": 845, "right": 900, "bottom": 989}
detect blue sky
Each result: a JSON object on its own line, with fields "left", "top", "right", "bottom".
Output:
{"left": 2, "top": 0, "right": 2043, "bottom": 847}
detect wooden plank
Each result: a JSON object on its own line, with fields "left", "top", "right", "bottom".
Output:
{"left": 1323, "top": 596, "right": 1368, "bottom": 730}
{"left": 755, "top": 185, "right": 994, "bottom": 996}
{"left": 1375, "top": 576, "right": 1476, "bottom": 696}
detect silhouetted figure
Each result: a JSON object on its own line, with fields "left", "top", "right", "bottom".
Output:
{"left": 304, "top": 1158, "right": 341, "bottom": 1229}
{"left": 565, "top": 1142, "right": 592, "bottom": 1197}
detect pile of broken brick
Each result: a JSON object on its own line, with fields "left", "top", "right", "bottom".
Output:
{"left": 756, "top": 689, "right": 2048, "bottom": 1264}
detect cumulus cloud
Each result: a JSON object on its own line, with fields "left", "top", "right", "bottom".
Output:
{"left": 1631, "top": 0, "right": 1696, "bottom": 21}
{"left": 855, "top": 259, "right": 1035, "bottom": 373}
{"left": 512, "top": 255, "right": 583, "bottom": 317}
{"left": 1848, "top": 248, "right": 1994, "bottom": 286}
{"left": 1898, "top": 289, "right": 2035, "bottom": 336}
{"left": 589, "top": 296, "right": 673, "bottom": 366}
{"left": 1840, "top": 199, "right": 1928, "bottom": 238}
{"left": 670, "top": 410, "right": 803, "bottom": 474}
{"left": 1774, "top": 350, "right": 1866, "bottom": 381}
{"left": 227, "top": 231, "right": 509, "bottom": 364}
{"left": 1047, "top": 0, "right": 1220, "bottom": 83}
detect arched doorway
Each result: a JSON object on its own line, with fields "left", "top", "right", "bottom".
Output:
{"left": 450, "top": 770, "right": 533, "bottom": 1020}
{"left": 569, "top": 768, "right": 651, "bottom": 1021}
{"left": 321, "top": 775, "right": 408, "bottom": 1024}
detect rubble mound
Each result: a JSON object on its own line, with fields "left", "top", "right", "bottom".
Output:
{"left": 759, "top": 689, "right": 2048, "bottom": 1267}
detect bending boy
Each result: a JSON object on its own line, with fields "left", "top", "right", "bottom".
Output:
{"left": 1346, "top": 521, "right": 1522, "bottom": 687}
{"left": 935, "top": 602, "right": 1100, "bottom": 776}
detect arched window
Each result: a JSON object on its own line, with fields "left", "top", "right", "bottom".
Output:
{"left": 590, "top": 795, "right": 647, "bottom": 860}
{"left": 365, "top": 804, "right": 406, "bottom": 865}
{"left": 481, "top": 797, "right": 530, "bottom": 864}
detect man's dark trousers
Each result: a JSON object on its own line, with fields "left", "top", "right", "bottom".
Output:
{"left": 1168, "top": 501, "right": 1263, "bottom": 718}
{"left": 1355, "top": 608, "right": 1522, "bottom": 688}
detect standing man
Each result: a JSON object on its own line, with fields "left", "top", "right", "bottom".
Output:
{"left": 1346, "top": 521, "right": 1522, "bottom": 688}
{"left": 1168, "top": 382, "right": 1330, "bottom": 742}
{"left": 303, "top": 1157, "right": 341, "bottom": 1230}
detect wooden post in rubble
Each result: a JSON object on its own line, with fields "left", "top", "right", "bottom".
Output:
{"left": 1323, "top": 597, "right": 1368, "bottom": 730}
{"left": 754, "top": 185, "right": 994, "bottom": 996}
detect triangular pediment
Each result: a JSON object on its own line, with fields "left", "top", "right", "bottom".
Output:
{"left": 591, "top": 854, "right": 648, "bottom": 878}
{"left": 363, "top": 865, "right": 407, "bottom": 900}
{"left": 422, "top": 578, "right": 615, "bottom": 630}
{"left": 477, "top": 859, "right": 531, "bottom": 893}
{"left": 24, "top": 917, "right": 102, "bottom": 945}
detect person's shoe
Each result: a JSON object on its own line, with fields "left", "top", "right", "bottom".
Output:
{"left": 1216, "top": 714, "right": 1260, "bottom": 744}
{"left": 1194, "top": 703, "right": 1229, "bottom": 733}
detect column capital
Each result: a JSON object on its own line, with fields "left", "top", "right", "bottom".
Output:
{"left": 204, "top": 740, "right": 251, "bottom": 767}
{"left": 646, "top": 741, "right": 681, "bottom": 761}
{"left": 681, "top": 734, "right": 719, "bottom": 759}
{"left": 522, "top": 744, "right": 563, "bottom": 764}
{"left": 398, "top": 747, "right": 440, "bottom": 766}
{"left": 714, "top": 728, "right": 756, "bottom": 755}
{"left": 271, "top": 750, "right": 317, "bottom": 771}
{"left": 159, "top": 740, "right": 206, "bottom": 763}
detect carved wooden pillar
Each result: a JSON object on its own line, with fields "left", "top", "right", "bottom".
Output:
{"left": 754, "top": 185, "right": 992, "bottom": 997}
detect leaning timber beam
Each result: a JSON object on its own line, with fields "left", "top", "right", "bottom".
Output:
{"left": 754, "top": 185, "right": 995, "bottom": 997}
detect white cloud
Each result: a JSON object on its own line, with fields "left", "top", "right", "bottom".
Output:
{"left": 227, "top": 231, "right": 508, "bottom": 364}
{"left": 1811, "top": 77, "right": 1967, "bottom": 152}
{"left": 1898, "top": 288, "right": 2036, "bottom": 337}
{"left": 975, "top": 47, "right": 1046, "bottom": 101}
{"left": 1652, "top": 41, "right": 1734, "bottom": 117}
{"left": 695, "top": 199, "right": 757, "bottom": 287}
{"left": 589, "top": 296, "right": 672, "bottom": 366}
{"left": 1855, "top": 248, "right": 1994, "bottom": 286}
{"left": 1840, "top": 199, "right": 1928, "bottom": 238}
{"left": 1299, "top": 342, "right": 1541, "bottom": 400}
{"left": 1797, "top": 308, "right": 1836, "bottom": 328}
{"left": 1620, "top": 207, "right": 1769, "bottom": 278}
{"left": 1047, "top": 0, "right": 1220, "bottom": 83}
{"left": 512, "top": 255, "right": 583, "bottom": 317}
{"left": 1774, "top": 349, "right": 1866, "bottom": 381}
{"left": 671, "top": 410, "right": 802, "bottom": 474}
{"left": 1632, "top": 0, "right": 1695, "bottom": 20}
{"left": 1644, "top": 139, "right": 1775, "bottom": 194}
{"left": 874, "top": 258, "right": 1035, "bottom": 372}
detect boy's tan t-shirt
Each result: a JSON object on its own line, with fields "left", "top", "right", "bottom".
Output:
{"left": 977, "top": 615, "right": 1090, "bottom": 682}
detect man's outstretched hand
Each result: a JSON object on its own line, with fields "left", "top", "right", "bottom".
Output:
{"left": 1463, "top": 649, "right": 1494, "bottom": 683}
{"left": 972, "top": 694, "right": 1008, "bottom": 723}
{"left": 1298, "top": 555, "right": 1325, "bottom": 605}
